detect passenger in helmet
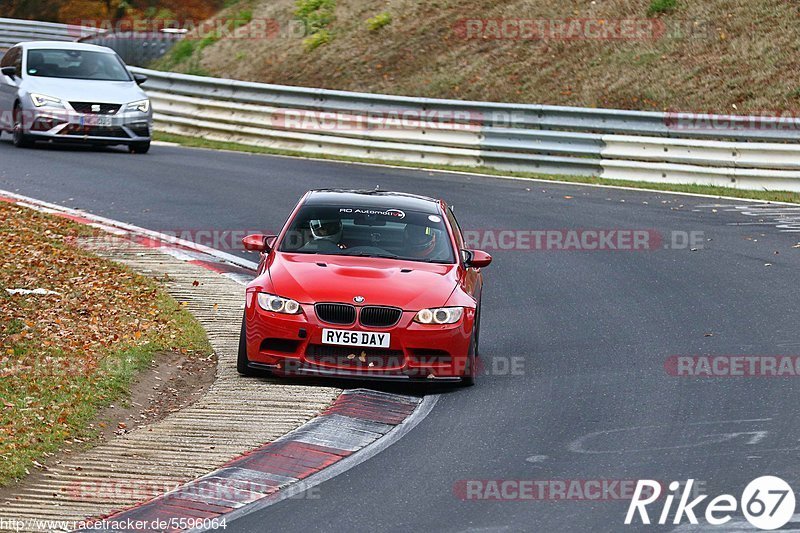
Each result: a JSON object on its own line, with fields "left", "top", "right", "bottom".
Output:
{"left": 403, "top": 224, "right": 436, "bottom": 258}
{"left": 309, "top": 218, "right": 345, "bottom": 248}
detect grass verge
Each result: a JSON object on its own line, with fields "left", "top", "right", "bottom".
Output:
{"left": 154, "top": 131, "right": 800, "bottom": 204}
{"left": 0, "top": 202, "right": 212, "bottom": 485}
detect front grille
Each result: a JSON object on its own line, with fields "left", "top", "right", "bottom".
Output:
{"left": 305, "top": 344, "right": 404, "bottom": 370}
{"left": 70, "top": 102, "right": 121, "bottom": 115}
{"left": 315, "top": 303, "right": 356, "bottom": 325}
{"left": 359, "top": 306, "right": 402, "bottom": 327}
{"left": 58, "top": 125, "right": 130, "bottom": 138}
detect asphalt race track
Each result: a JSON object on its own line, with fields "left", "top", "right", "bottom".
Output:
{"left": 2, "top": 140, "right": 800, "bottom": 532}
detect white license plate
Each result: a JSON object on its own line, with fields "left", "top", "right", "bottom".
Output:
{"left": 80, "top": 115, "right": 113, "bottom": 127}
{"left": 322, "top": 329, "right": 390, "bottom": 348}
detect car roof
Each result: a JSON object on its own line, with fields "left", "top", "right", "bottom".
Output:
{"left": 19, "top": 41, "right": 116, "bottom": 54}
{"left": 304, "top": 189, "right": 443, "bottom": 214}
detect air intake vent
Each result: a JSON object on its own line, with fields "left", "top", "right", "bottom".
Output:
{"left": 315, "top": 303, "right": 356, "bottom": 325}
{"left": 359, "top": 306, "right": 402, "bottom": 328}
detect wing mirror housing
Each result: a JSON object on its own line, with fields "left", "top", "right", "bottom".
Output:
{"left": 242, "top": 234, "right": 277, "bottom": 253}
{"left": 1, "top": 66, "right": 17, "bottom": 78}
{"left": 133, "top": 73, "right": 148, "bottom": 85}
{"left": 463, "top": 249, "right": 492, "bottom": 268}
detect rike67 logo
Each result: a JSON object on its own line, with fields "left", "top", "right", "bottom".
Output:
{"left": 625, "top": 477, "right": 796, "bottom": 530}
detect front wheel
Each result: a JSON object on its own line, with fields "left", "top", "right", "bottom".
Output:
{"left": 129, "top": 141, "right": 150, "bottom": 154}
{"left": 461, "top": 307, "right": 480, "bottom": 387}
{"left": 12, "top": 106, "right": 33, "bottom": 148}
{"left": 461, "top": 353, "right": 476, "bottom": 387}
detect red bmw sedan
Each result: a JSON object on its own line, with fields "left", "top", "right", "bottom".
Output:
{"left": 238, "top": 189, "right": 491, "bottom": 385}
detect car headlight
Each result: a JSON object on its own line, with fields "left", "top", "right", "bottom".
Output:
{"left": 414, "top": 307, "right": 464, "bottom": 325}
{"left": 126, "top": 99, "right": 150, "bottom": 113}
{"left": 30, "top": 93, "right": 63, "bottom": 108}
{"left": 257, "top": 292, "right": 301, "bottom": 314}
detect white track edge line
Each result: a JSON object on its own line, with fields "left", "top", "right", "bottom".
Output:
{"left": 0, "top": 189, "right": 259, "bottom": 271}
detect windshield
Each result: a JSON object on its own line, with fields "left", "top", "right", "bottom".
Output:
{"left": 279, "top": 205, "right": 456, "bottom": 264}
{"left": 26, "top": 49, "right": 132, "bottom": 82}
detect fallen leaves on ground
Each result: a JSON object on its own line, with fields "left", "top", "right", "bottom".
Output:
{"left": 0, "top": 202, "right": 210, "bottom": 484}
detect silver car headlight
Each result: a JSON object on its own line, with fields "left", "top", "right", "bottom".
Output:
{"left": 126, "top": 99, "right": 150, "bottom": 113}
{"left": 257, "top": 292, "right": 301, "bottom": 314}
{"left": 414, "top": 307, "right": 464, "bottom": 325}
{"left": 30, "top": 93, "right": 64, "bottom": 108}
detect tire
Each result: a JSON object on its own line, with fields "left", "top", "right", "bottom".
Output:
{"left": 12, "top": 105, "right": 33, "bottom": 148}
{"left": 237, "top": 314, "right": 256, "bottom": 376}
{"left": 460, "top": 305, "right": 481, "bottom": 387}
{"left": 129, "top": 141, "right": 150, "bottom": 154}
{"left": 474, "top": 302, "right": 482, "bottom": 355}
{"left": 461, "top": 343, "right": 476, "bottom": 387}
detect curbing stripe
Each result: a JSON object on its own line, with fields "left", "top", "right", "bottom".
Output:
{"left": 0, "top": 192, "right": 257, "bottom": 285}
{"left": 0, "top": 190, "right": 259, "bottom": 272}
{"left": 85, "top": 390, "right": 421, "bottom": 531}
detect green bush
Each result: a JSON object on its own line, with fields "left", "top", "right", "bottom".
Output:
{"left": 169, "top": 39, "right": 196, "bottom": 63}
{"left": 198, "top": 32, "right": 219, "bottom": 50}
{"left": 303, "top": 29, "right": 331, "bottom": 51}
{"left": 296, "top": 0, "right": 336, "bottom": 36}
{"left": 234, "top": 9, "right": 253, "bottom": 27}
{"left": 647, "top": 0, "right": 677, "bottom": 15}
{"left": 366, "top": 12, "right": 392, "bottom": 32}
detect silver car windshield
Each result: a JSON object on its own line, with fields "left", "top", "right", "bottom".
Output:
{"left": 26, "top": 49, "right": 132, "bottom": 82}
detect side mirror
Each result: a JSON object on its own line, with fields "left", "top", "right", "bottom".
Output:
{"left": 463, "top": 249, "right": 492, "bottom": 268}
{"left": 242, "top": 234, "right": 277, "bottom": 253}
{"left": 1, "top": 66, "right": 16, "bottom": 78}
{"left": 133, "top": 73, "right": 148, "bottom": 85}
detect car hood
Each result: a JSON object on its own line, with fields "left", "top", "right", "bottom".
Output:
{"left": 22, "top": 77, "right": 146, "bottom": 104}
{"left": 268, "top": 253, "right": 458, "bottom": 310}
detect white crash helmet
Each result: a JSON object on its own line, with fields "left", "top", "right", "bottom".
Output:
{"left": 309, "top": 219, "right": 343, "bottom": 243}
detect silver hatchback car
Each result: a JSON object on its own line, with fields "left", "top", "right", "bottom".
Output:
{"left": 0, "top": 41, "right": 152, "bottom": 153}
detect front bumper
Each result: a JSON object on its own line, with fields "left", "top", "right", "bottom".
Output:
{"left": 22, "top": 106, "right": 151, "bottom": 145}
{"left": 247, "top": 362, "right": 464, "bottom": 383}
{"left": 245, "top": 299, "right": 475, "bottom": 381}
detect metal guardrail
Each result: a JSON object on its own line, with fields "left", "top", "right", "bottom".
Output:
{"left": 0, "top": 18, "right": 102, "bottom": 50}
{"left": 2, "top": 17, "right": 800, "bottom": 192}
{"left": 0, "top": 18, "right": 176, "bottom": 66}
{"left": 129, "top": 67, "right": 800, "bottom": 192}
{"left": 81, "top": 32, "right": 182, "bottom": 67}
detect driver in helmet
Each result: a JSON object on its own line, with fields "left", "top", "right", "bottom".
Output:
{"left": 403, "top": 224, "right": 437, "bottom": 258}
{"left": 309, "top": 218, "right": 346, "bottom": 249}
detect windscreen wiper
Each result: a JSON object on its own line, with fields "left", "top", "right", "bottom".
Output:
{"left": 345, "top": 251, "right": 401, "bottom": 259}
